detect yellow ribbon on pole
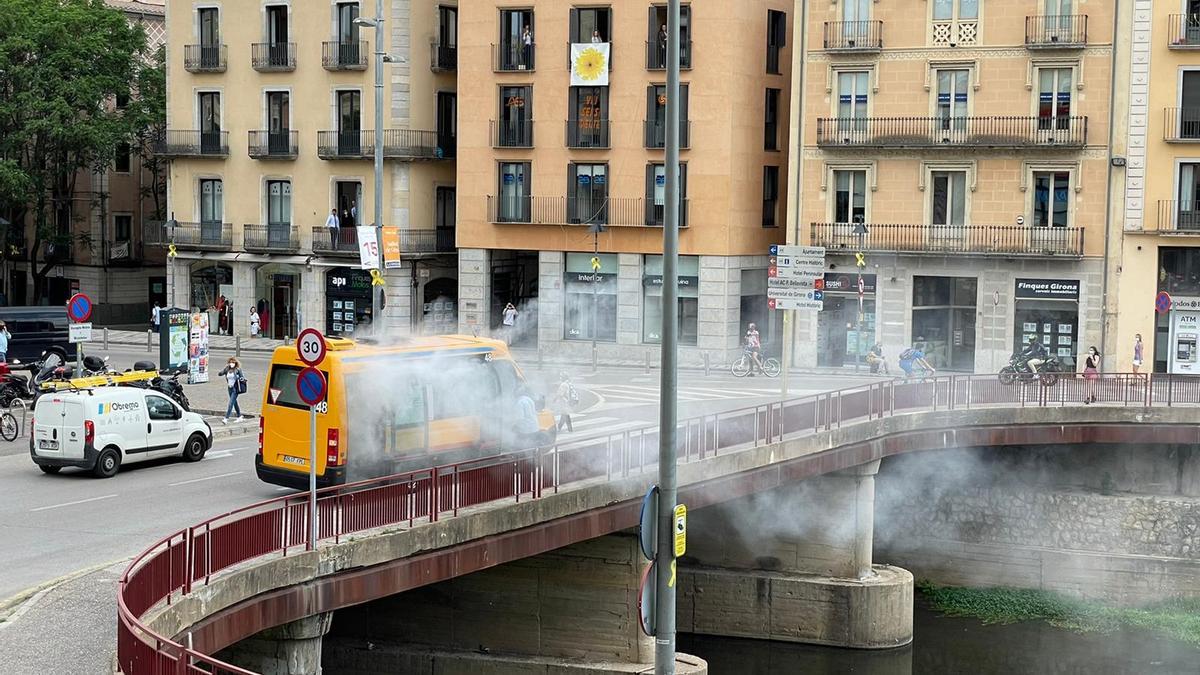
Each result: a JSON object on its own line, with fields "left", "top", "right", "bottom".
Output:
{"left": 370, "top": 269, "right": 386, "bottom": 287}
{"left": 167, "top": 244, "right": 178, "bottom": 258}
{"left": 855, "top": 251, "right": 866, "bottom": 268}
{"left": 591, "top": 256, "right": 601, "bottom": 272}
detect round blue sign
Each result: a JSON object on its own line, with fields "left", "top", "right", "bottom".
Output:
{"left": 1156, "top": 291, "right": 1172, "bottom": 315}
{"left": 67, "top": 293, "right": 92, "bottom": 323}
{"left": 296, "top": 366, "right": 327, "bottom": 406}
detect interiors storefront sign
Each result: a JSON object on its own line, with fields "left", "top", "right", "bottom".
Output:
{"left": 1015, "top": 278, "right": 1080, "bottom": 301}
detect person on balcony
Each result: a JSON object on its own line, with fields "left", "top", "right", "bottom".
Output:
{"left": 325, "top": 208, "right": 340, "bottom": 248}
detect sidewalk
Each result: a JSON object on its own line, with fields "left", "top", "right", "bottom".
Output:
{"left": 105, "top": 329, "right": 285, "bottom": 354}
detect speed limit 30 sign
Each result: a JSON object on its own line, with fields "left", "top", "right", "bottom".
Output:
{"left": 296, "top": 328, "right": 327, "bottom": 366}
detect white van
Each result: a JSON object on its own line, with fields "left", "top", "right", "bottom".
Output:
{"left": 30, "top": 387, "right": 213, "bottom": 478}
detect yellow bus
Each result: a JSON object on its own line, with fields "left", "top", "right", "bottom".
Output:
{"left": 255, "top": 335, "right": 556, "bottom": 490}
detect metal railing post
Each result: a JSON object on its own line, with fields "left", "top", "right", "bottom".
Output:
{"left": 103, "top": 327, "right": 109, "bottom": 350}
{"left": 146, "top": 329, "right": 152, "bottom": 352}
{"left": 236, "top": 334, "right": 242, "bottom": 357}
{"left": 703, "top": 351, "right": 710, "bottom": 376}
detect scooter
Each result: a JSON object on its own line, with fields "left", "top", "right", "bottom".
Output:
{"left": 998, "top": 352, "right": 1061, "bottom": 387}
{"left": 121, "top": 361, "right": 191, "bottom": 411}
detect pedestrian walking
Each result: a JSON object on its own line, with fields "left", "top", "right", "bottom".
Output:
{"left": 218, "top": 357, "right": 248, "bottom": 424}
{"left": 249, "top": 306, "right": 261, "bottom": 338}
{"left": 151, "top": 301, "right": 161, "bottom": 332}
{"left": 1132, "top": 334, "right": 1144, "bottom": 374}
{"left": 502, "top": 302, "right": 518, "bottom": 344}
{"left": 1083, "top": 346, "right": 1101, "bottom": 404}
{"left": 0, "top": 321, "right": 12, "bottom": 363}
{"left": 551, "top": 372, "right": 578, "bottom": 432}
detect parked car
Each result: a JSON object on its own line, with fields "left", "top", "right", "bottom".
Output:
{"left": 0, "top": 307, "right": 70, "bottom": 364}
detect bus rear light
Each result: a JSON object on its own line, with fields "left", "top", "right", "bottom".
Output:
{"left": 326, "top": 428, "right": 341, "bottom": 467}
{"left": 257, "top": 417, "right": 264, "bottom": 458}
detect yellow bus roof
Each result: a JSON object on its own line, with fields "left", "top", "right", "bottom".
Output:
{"left": 269, "top": 334, "right": 510, "bottom": 366}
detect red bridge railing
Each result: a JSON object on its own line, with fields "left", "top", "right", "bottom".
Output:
{"left": 117, "top": 372, "right": 1195, "bottom": 674}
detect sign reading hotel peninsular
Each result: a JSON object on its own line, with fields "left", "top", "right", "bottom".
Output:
{"left": 1015, "top": 278, "right": 1080, "bottom": 301}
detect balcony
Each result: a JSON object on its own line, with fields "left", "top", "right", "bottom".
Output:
{"left": 107, "top": 239, "right": 140, "bottom": 265}
{"left": 248, "top": 130, "right": 298, "bottom": 159}
{"left": 183, "top": 44, "right": 226, "bottom": 73}
{"left": 316, "top": 130, "right": 447, "bottom": 160}
{"left": 431, "top": 42, "right": 456, "bottom": 72}
{"left": 566, "top": 119, "right": 610, "bottom": 149}
{"left": 1025, "top": 15, "right": 1087, "bottom": 48}
{"left": 146, "top": 221, "right": 232, "bottom": 251}
{"left": 243, "top": 224, "right": 299, "bottom": 253}
{"left": 810, "top": 222, "right": 1084, "bottom": 257}
{"left": 251, "top": 42, "right": 296, "bottom": 71}
{"left": 311, "top": 227, "right": 454, "bottom": 256}
{"left": 644, "top": 120, "right": 691, "bottom": 149}
{"left": 645, "top": 40, "right": 692, "bottom": 69}
{"left": 322, "top": 40, "right": 368, "bottom": 70}
{"left": 491, "top": 120, "right": 534, "bottom": 148}
{"left": 42, "top": 241, "right": 72, "bottom": 265}
{"left": 486, "top": 196, "right": 688, "bottom": 228}
{"left": 1168, "top": 15, "right": 1200, "bottom": 49}
{"left": 493, "top": 42, "right": 535, "bottom": 71}
{"left": 823, "top": 21, "right": 883, "bottom": 52}
{"left": 155, "top": 130, "right": 229, "bottom": 157}
{"left": 1155, "top": 201, "right": 1200, "bottom": 234}
{"left": 1164, "top": 108, "right": 1200, "bottom": 142}
{"left": 815, "top": 116, "right": 1088, "bottom": 149}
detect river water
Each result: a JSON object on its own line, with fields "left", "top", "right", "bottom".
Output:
{"left": 678, "top": 597, "right": 1200, "bottom": 674}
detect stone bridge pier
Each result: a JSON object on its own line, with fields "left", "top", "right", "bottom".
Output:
{"left": 678, "top": 459, "right": 914, "bottom": 649}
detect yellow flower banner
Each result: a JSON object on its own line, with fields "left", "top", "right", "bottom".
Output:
{"left": 570, "top": 43, "right": 610, "bottom": 87}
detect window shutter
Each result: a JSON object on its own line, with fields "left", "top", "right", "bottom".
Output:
{"left": 647, "top": 6, "right": 656, "bottom": 44}
{"left": 645, "top": 164, "right": 655, "bottom": 224}
{"left": 569, "top": 8, "right": 579, "bottom": 43}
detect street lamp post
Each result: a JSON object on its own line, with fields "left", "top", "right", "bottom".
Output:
{"left": 354, "top": 11, "right": 386, "bottom": 334}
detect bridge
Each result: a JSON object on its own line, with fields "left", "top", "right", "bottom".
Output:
{"left": 116, "top": 374, "right": 1200, "bottom": 674}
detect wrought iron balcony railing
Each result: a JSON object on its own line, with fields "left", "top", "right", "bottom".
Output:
{"left": 251, "top": 42, "right": 296, "bottom": 71}
{"left": 644, "top": 120, "right": 691, "bottom": 149}
{"left": 566, "top": 119, "right": 610, "bottom": 149}
{"left": 1156, "top": 200, "right": 1200, "bottom": 233}
{"left": 1025, "top": 15, "right": 1088, "bottom": 47}
{"left": 316, "top": 129, "right": 447, "bottom": 160}
{"left": 491, "top": 120, "right": 534, "bottom": 148}
{"left": 155, "top": 130, "right": 229, "bottom": 157}
{"left": 494, "top": 42, "right": 536, "bottom": 71}
{"left": 1168, "top": 15, "right": 1200, "bottom": 49}
{"left": 430, "top": 42, "right": 456, "bottom": 72}
{"left": 243, "top": 224, "right": 299, "bottom": 253}
{"left": 487, "top": 196, "right": 689, "bottom": 228}
{"left": 816, "top": 116, "right": 1088, "bottom": 148}
{"left": 311, "top": 226, "right": 453, "bottom": 255}
{"left": 248, "top": 130, "right": 298, "bottom": 159}
{"left": 322, "top": 40, "right": 369, "bottom": 70}
{"left": 810, "top": 222, "right": 1084, "bottom": 257}
{"left": 823, "top": 21, "right": 883, "bottom": 51}
{"left": 1163, "top": 108, "right": 1200, "bottom": 142}
{"left": 145, "top": 221, "right": 232, "bottom": 251}
{"left": 183, "top": 44, "right": 226, "bottom": 72}
{"left": 646, "top": 39, "right": 692, "bottom": 69}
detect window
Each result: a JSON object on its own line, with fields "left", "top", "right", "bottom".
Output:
{"left": 843, "top": 0, "right": 870, "bottom": 22}
{"left": 437, "top": 92, "right": 456, "bottom": 156}
{"left": 935, "top": 69, "right": 969, "bottom": 131}
{"left": 1037, "top": 67, "right": 1073, "bottom": 130}
{"left": 1178, "top": 163, "right": 1200, "bottom": 230}
{"left": 267, "top": 180, "right": 292, "bottom": 225}
{"left": 933, "top": 0, "right": 978, "bottom": 21}
{"left": 199, "top": 179, "right": 222, "bottom": 223}
{"left": 646, "top": 163, "right": 688, "bottom": 226}
{"left": 913, "top": 276, "right": 977, "bottom": 371}
{"left": 836, "top": 71, "right": 869, "bottom": 137}
{"left": 198, "top": 92, "right": 221, "bottom": 153}
{"left": 932, "top": 0, "right": 978, "bottom": 46}
{"left": 1180, "top": 71, "right": 1200, "bottom": 140}
{"left": 644, "top": 255, "right": 699, "bottom": 345}
{"left": 646, "top": 84, "right": 689, "bottom": 148}
{"left": 114, "top": 143, "right": 131, "bottom": 173}
{"left": 146, "top": 395, "right": 177, "bottom": 421}
{"left": 569, "top": 164, "right": 607, "bottom": 225}
{"left": 766, "top": 10, "right": 787, "bottom": 74}
{"left": 569, "top": 86, "right": 609, "bottom": 148}
{"left": 564, "top": 253, "right": 617, "bottom": 342}
{"left": 834, "top": 170, "right": 866, "bottom": 224}
{"left": 931, "top": 171, "right": 967, "bottom": 228}
{"left": 570, "top": 7, "right": 612, "bottom": 44}
{"left": 336, "top": 2, "right": 360, "bottom": 43}
{"left": 497, "top": 162, "right": 530, "bottom": 222}
{"left": 764, "top": 88, "right": 780, "bottom": 150}
{"left": 763, "top": 166, "right": 779, "bottom": 228}
{"left": 1033, "top": 172, "right": 1070, "bottom": 228}
{"left": 498, "top": 85, "right": 532, "bottom": 147}
{"left": 114, "top": 215, "right": 132, "bottom": 242}
{"left": 265, "top": 5, "right": 289, "bottom": 66}
{"left": 438, "top": 6, "right": 457, "bottom": 49}
{"left": 267, "top": 91, "right": 290, "bottom": 135}
{"left": 198, "top": 7, "right": 219, "bottom": 46}
{"left": 498, "top": 9, "right": 535, "bottom": 70}
{"left": 336, "top": 90, "right": 361, "bottom": 153}
{"left": 436, "top": 187, "right": 455, "bottom": 250}
{"left": 648, "top": 5, "right": 692, "bottom": 69}
{"left": 115, "top": 93, "right": 130, "bottom": 110}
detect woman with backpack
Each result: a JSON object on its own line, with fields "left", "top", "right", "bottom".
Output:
{"left": 551, "top": 372, "right": 578, "bottom": 432}
{"left": 218, "top": 357, "right": 248, "bottom": 424}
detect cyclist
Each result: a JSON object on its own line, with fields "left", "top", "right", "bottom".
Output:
{"left": 898, "top": 346, "right": 935, "bottom": 379}
{"left": 1021, "top": 336, "right": 1048, "bottom": 373}
{"left": 744, "top": 323, "right": 763, "bottom": 376}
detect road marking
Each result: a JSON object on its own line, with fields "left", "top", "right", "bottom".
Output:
{"left": 169, "top": 471, "right": 244, "bottom": 487}
{"left": 29, "top": 494, "right": 118, "bottom": 513}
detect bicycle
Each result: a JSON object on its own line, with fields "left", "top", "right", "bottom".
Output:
{"left": 731, "top": 352, "right": 781, "bottom": 378}
{"left": 0, "top": 411, "right": 18, "bottom": 441}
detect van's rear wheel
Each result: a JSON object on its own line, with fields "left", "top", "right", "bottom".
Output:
{"left": 182, "top": 433, "right": 207, "bottom": 462}
{"left": 93, "top": 447, "right": 120, "bottom": 478}
{"left": 38, "top": 465, "right": 61, "bottom": 474}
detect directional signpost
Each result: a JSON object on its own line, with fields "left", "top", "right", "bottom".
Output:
{"left": 296, "top": 328, "right": 327, "bottom": 550}
{"left": 66, "top": 293, "right": 93, "bottom": 377}
{"left": 768, "top": 246, "right": 825, "bottom": 312}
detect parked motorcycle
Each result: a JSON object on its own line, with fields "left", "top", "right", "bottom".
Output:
{"left": 998, "top": 352, "right": 1061, "bottom": 387}
{"left": 121, "top": 361, "right": 191, "bottom": 411}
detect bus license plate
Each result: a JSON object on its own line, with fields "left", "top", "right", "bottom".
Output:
{"left": 39, "top": 440, "right": 59, "bottom": 450}
{"left": 280, "top": 455, "right": 307, "bottom": 467}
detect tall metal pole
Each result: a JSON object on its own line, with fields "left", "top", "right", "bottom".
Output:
{"left": 308, "top": 403, "right": 317, "bottom": 549}
{"left": 370, "top": 5, "right": 385, "bottom": 334}
{"left": 654, "top": 0, "right": 681, "bottom": 672}
{"left": 592, "top": 229, "right": 599, "bottom": 372}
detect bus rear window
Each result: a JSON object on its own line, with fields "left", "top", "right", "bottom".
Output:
{"left": 267, "top": 365, "right": 328, "bottom": 410}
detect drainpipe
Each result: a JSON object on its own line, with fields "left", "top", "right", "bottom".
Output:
{"left": 1099, "top": 0, "right": 1125, "bottom": 366}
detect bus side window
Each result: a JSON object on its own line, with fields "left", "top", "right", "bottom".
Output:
{"left": 391, "top": 380, "right": 426, "bottom": 427}
{"left": 489, "top": 359, "right": 521, "bottom": 397}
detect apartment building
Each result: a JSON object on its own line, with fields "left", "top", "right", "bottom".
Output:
{"left": 1112, "top": 1, "right": 1200, "bottom": 374}
{"left": 160, "top": 0, "right": 457, "bottom": 339}
{"left": 7, "top": 0, "right": 168, "bottom": 322}
{"left": 793, "top": 0, "right": 1116, "bottom": 373}
{"left": 457, "top": 1, "right": 791, "bottom": 364}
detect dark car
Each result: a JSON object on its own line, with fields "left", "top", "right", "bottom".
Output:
{"left": 0, "top": 307, "right": 70, "bottom": 363}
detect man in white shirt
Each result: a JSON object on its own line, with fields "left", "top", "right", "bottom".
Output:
{"left": 325, "top": 209, "right": 340, "bottom": 247}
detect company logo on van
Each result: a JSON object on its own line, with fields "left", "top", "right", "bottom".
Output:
{"left": 99, "top": 401, "right": 140, "bottom": 415}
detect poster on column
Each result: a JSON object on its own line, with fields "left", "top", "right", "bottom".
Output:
{"left": 188, "top": 312, "right": 210, "bottom": 384}
{"left": 381, "top": 226, "right": 402, "bottom": 269}
{"left": 356, "top": 226, "right": 380, "bottom": 270}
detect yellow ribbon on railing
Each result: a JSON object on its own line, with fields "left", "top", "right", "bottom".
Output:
{"left": 370, "top": 269, "right": 386, "bottom": 287}
{"left": 167, "top": 244, "right": 178, "bottom": 258}
{"left": 855, "top": 251, "right": 866, "bottom": 268}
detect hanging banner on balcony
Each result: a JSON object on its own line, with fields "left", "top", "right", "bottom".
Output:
{"left": 570, "top": 43, "right": 610, "bottom": 87}
{"left": 356, "top": 226, "right": 380, "bottom": 270}
{"left": 381, "top": 227, "right": 402, "bottom": 269}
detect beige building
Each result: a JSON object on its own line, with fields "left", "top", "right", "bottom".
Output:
{"left": 456, "top": 0, "right": 792, "bottom": 363}
{"left": 1112, "top": 0, "right": 1200, "bottom": 374}
{"left": 792, "top": 0, "right": 1117, "bottom": 372}
{"left": 160, "top": 0, "right": 457, "bottom": 338}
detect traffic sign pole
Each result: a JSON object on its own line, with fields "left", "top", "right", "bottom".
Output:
{"left": 309, "top": 398, "right": 317, "bottom": 549}
{"left": 295, "top": 332, "right": 328, "bottom": 551}
{"left": 67, "top": 293, "right": 93, "bottom": 378}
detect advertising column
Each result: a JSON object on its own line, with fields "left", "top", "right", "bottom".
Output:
{"left": 159, "top": 308, "right": 190, "bottom": 372}
{"left": 188, "top": 311, "right": 210, "bottom": 384}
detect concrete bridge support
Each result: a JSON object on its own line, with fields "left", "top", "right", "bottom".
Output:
{"left": 215, "top": 612, "right": 333, "bottom": 675}
{"left": 678, "top": 459, "right": 913, "bottom": 649}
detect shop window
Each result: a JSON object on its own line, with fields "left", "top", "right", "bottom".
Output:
{"left": 1013, "top": 278, "right": 1080, "bottom": 370}
{"left": 643, "top": 255, "right": 699, "bottom": 345}
{"left": 1032, "top": 171, "right": 1070, "bottom": 228}
{"left": 912, "top": 276, "right": 976, "bottom": 371}
{"left": 564, "top": 252, "right": 617, "bottom": 342}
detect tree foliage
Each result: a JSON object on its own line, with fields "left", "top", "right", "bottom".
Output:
{"left": 0, "top": 0, "right": 151, "bottom": 299}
